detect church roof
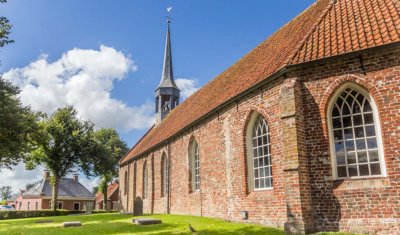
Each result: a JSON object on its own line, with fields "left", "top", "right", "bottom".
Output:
{"left": 121, "top": 0, "right": 400, "bottom": 164}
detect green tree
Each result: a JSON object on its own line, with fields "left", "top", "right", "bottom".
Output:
{"left": 0, "top": 80, "right": 40, "bottom": 169}
{"left": 25, "top": 106, "right": 95, "bottom": 211}
{"left": 92, "top": 128, "right": 128, "bottom": 211}
{"left": 0, "top": 0, "right": 14, "bottom": 49}
{"left": 0, "top": 186, "right": 12, "bottom": 200}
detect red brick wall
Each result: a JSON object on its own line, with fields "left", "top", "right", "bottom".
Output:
{"left": 119, "top": 44, "right": 400, "bottom": 234}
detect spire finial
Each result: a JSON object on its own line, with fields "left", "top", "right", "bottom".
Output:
{"left": 166, "top": 6, "right": 172, "bottom": 23}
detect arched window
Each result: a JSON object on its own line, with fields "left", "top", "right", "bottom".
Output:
{"left": 124, "top": 171, "right": 128, "bottom": 195}
{"left": 246, "top": 113, "right": 272, "bottom": 191}
{"left": 143, "top": 161, "right": 148, "bottom": 199}
{"left": 189, "top": 139, "right": 200, "bottom": 192}
{"left": 329, "top": 85, "right": 385, "bottom": 178}
{"left": 161, "top": 153, "right": 169, "bottom": 197}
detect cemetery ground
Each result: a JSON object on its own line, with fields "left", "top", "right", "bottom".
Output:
{"left": 0, "top": 213, "right": 354, "bottom": 235}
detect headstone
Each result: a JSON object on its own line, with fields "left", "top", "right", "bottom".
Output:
{"left": 132, "top": 218, "right": 162, "bottom": 225}
{"left": 63, "top": 221, "right": 82, "bottom": 227}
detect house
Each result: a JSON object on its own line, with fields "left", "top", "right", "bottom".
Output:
{"left": 119, "top": 0, "right": 400, "bottom": 234}
{"left": 15, "top": 170, "right": 95, "bottom": 211}
{"left": 95, "top": 182, "right": 119, "bottom": 211}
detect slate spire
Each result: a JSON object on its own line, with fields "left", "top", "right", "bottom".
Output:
{"left": 155, "top": 18, "right": 180, "bottom": 125}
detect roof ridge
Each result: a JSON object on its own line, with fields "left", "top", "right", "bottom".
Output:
{"left": 286, "top": 0, "right": 336, "bottom": 65}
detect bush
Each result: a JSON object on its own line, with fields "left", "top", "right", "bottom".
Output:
{"left": 0, "top": 209, "right": 114, "bottom": 220}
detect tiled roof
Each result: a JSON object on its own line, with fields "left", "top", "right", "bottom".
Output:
{"left": 95, "top": 182, "right": 119, "bottom": 203}
{"left": 121, "top": 0, "right": 400, "bottom": 164}
{"left": 23, "top": 178, "right": 95, "bottom": 198}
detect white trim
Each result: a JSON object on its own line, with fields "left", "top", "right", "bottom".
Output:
{"left": 327, "top": 83, "right": 386, "bottom": 180}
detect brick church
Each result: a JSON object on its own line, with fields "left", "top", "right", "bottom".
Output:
{"left": 119, "top": 0, "right": 400, "bottom": 234}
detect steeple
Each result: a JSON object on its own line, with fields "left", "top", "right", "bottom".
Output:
{"left": 155, "top": 18, "right": 180, "bottom": 125}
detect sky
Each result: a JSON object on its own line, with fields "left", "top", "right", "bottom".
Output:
{"left": 0, "top": 0, "right": 315, "bottom": 195}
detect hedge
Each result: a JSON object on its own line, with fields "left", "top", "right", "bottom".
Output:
{"left": 0, "top": 209, "right": 112, "bottom": 220}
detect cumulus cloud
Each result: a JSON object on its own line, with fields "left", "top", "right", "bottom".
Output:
{"left": 0, "top": 164, "right": 43, "bottom": 194}
{"left": 2, "top": 45, "right": 154, "bottom": 132}
{"left": 176, "top": 78, "right": 200, "bottom": 99}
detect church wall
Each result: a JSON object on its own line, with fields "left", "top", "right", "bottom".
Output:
{"left": 119, "top": 44, "right": 400, "bottom": 234}
{"left": 294, "top": 44, "right": 400, "bottom": 234}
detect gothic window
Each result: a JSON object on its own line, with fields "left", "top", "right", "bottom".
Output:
{"left": 189, "top": 139, "right": 200, "bottom": 192}
{"left": 161, "top": 153, "right": 169, "bottom": 197}
{"left": 329, "top": 85, "right": 385, "bottom": 178}
{"left": 143, "top": 161, "right": 148, "bottom": 199}
{"left": 248, "top": 115, "right": 273, "bottom": 190}
{"left": 124, "top": 171, "right": 128, "bottom": 195}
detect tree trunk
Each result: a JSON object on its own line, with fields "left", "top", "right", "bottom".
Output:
{"left": 101, "top": 178, "right": 108, "bottom": 211}
{"left": 51, "top": 176, "right": 59, "bottom": 211}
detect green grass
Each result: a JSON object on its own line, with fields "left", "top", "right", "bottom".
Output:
{"left": 0, "top": 213, "right": 285, "bottom": 235}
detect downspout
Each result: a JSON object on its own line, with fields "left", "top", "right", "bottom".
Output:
{"left": 151, "top": 154, "right": 155, "bottom": 214}
{"left": 127, "top": 162, "right": 130, "bottom": 213}
{"left": 167, "top": 141, "right": 171, "bottom": 214}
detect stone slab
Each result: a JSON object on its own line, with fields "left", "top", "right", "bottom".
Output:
{"left": 132, "top": 218, "right": 162, "bottom": 225}
{"left": 63, "top": 221, "right": 82, "bottom": 227}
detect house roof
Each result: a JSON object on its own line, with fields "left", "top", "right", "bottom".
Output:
{"left": 120, "top": 0, "right": 400, "bottom": 164}
{"left": 95, "top": 182, "right": 119, "bottom": 203}
{"left": 22, "top": 178, "right": 95, "bottom": 199}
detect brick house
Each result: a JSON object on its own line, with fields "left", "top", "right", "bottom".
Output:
{"left": 15, "top": 170, "right": 95, "bottom": 211}
{"left": 119, "top": 0, "right": 400, "bottom": 234}
{"left": 95, "top": 182, "right": 119, "bottom": 211}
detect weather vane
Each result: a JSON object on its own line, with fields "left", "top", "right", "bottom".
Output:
{"left": 166, "top": 6, "right": 172, "bottom": 23}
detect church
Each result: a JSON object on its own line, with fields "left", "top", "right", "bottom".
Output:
{"left": 119, "top": 0, "right": 400, "bottom": 234}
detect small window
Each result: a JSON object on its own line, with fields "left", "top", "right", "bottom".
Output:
{"left": 27, "top": 202, "right": 30, "bottom": 211}
{"left": 35, "top": 202, "right": 38, "bottom": 210}
{"left": 57, "top": 201, "right": 63, "bottom": 209}
{"left": 73, "top": 202, "right": 80, "bottom": 211}
{"left": 143, "top": 161, "right": 148, "bottom": 199}
{"left": 246, "top": 113, "right": 273, "bottom": 191}
{"left": 161, "top": 153, "right": 169, "bottom": 197}
{"left": 189, "top": 139, "right": 200, "bottom": 192}
{"left": 329, "top": 85, "right": 385, "bottom": 178}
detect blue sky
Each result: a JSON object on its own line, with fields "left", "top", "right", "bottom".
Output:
{"left": 0, "top": 0, "right": 315, "bottom": 192}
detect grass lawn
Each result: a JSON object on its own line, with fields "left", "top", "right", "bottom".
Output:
{"left": 0, "top": 213, "right": 285, "bottom": 235}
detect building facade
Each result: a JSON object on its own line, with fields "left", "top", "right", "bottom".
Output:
{"left": 95, "top": 182, "right": 119, "bottom": 211}
{"left": 16, "top": 171, "right": 95, "bottom": 211}
{"left": 119, "top": 0, "right": 400, "bottom": 234}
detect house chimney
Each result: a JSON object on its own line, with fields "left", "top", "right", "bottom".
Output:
{"left": 72, "top": 174, "right": 79, "bottom": 182}
{"left": 43, "top": 170, "right": 50, "bottom": 180}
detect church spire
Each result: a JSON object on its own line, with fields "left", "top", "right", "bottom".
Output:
{"left": 155, "top": 18, "right": 180, "bottom": 125}
{"left": 158, "top": 18, "right": 179, "bottom": 90}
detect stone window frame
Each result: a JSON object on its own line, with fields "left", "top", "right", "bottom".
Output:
{"left": 245, "top": 112, "right": 273, "bottom": 191}
{"left": 161, "top": 153, "right": 169, "bottom": 197}
{"left": 143, "top": 160, "right": 148, "bottom": 199}
{"left": 327, "top": 83, "right": 386, "bottom": 180}
{"left": 124, "top": 171, "right": 128, "bottom": 196}
{"left": 188, "top": 138, "right": 200, "bottom": 193}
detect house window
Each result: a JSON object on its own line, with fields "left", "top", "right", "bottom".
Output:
{"left": 329, "top": 86, "right": 385, "bottom": 178}
{"left": 143, "top": 161, "right": 148, "bottom": 199}
{"left": 248, "top": 115, "right": 273, "bottom": 190}
{"left": 189, "top": 139, "right": 200, "bottom": 192}
{"left": 19, "top": 202, "right": 22, "bottom": 210}
{"left": 27, "top": 202, "right": 30, "bottom": 211}
{"left": 57, "top": 201, "right": 63, "bottom": 209}
{"left": 73, "top": 202, "right": 80, "bottom": 211}
{"left": 35, "top": 202, "right": 38, "bottom": 210}
{"left": 161, "top": 153, "right": 169, "bottom": 197}
{"left": 124, "top": 171, "right": 128, "bottom": 196}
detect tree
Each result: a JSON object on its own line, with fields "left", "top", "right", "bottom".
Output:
{"left": 0, "top": 0, "right": 14, "bottom": 49}
{"left": 92, "top": 185, "right": 99, "bottom": 195}
{"left": 0, "top": 186, "right": 12, "bottom": 200}
{"left": 0, "top": 80, "right": 41, "bottom": 169}
{"left": 92, "top": 129, "right": 128, "bottom": 211}
{"left": 25, "top": 106, "right": 95, "bottom": 211}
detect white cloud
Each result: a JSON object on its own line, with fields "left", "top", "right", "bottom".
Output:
{"left": 0, "top": 164, "right": 43, "bottom": 195}
{"left": 176, "top": 78, "right": 200, "bottom": 100}
{"left": 2, "top": 45, "right": 154, "bottom": 132}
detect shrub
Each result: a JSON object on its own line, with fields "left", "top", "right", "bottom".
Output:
{"left": 0, "top": 209, "right": 115, "bottom": 220}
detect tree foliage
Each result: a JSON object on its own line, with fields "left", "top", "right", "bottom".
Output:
{"left": 92, "top": 128, "right": 128, "bottom": 211}
{"left": 0, "top": 0, "right": 14, "bottom": 48}
{"left": 0, "top": 80, "right": 41, "bottom": 169}
{"left": 0, "top": 186, "right": 12, "bottom": 200}
{"left": 25, "top": 106, "right": 96, "bottom": 210}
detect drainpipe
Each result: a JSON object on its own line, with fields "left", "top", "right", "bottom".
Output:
{"left": 167, "top": 141, "right": 171, "bottom": 214}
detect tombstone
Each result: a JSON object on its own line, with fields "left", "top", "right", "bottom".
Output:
{"left": 133, "top": 197, "right": 143, "bottom": 216}
{"left": 85, "top": 202, "right": 93, "bottom": 215}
